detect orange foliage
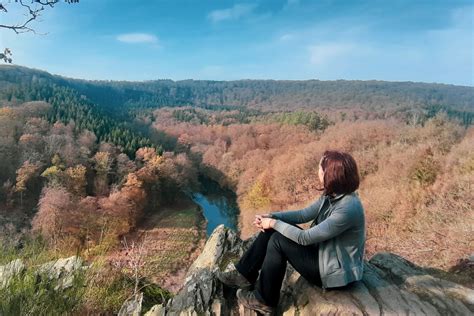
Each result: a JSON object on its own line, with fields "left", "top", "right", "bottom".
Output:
{"left": 153, "top": 112, "right": 472, "bottom": 269}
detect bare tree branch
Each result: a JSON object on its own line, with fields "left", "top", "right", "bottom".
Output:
{"left": 0, "top": 0, "right": 78, "bottom": 34}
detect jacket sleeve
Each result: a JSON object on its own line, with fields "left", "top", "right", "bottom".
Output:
{"left": 272, "top": 200, "right": 355, "bottom": 245}
{"left": 270, "top": 195, "right": 324, "bottom": 225}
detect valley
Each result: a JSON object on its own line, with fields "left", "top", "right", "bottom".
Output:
{"left": 0, "top": 64, "right": 472, "bottom": 314}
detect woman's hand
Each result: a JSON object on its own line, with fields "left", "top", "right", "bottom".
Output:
{"left": 254, "top": 214, "right": 276, "bottom": 232}
{"left": 260, "top": 217, "right": 276, "bottom": 230}
{"left": 254, "top": 214, "right": 273, "bottom": 232}
{"left": 253, "top": 215, "right": 264, "bottom": 232}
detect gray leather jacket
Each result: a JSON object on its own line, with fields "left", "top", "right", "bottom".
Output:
{"left": 271, "top": 191, "right": 366, "bottom": 289}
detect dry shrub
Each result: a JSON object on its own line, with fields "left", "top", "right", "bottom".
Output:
{"left": 32, "top": 187, "right": 74, "bottom": 248}
{"left": 401, "top": 129, "right": 473, "bottom": 268}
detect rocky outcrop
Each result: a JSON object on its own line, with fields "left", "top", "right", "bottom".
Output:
{"left": 0, "top": 259, "right": 25, "bottom": 288}
{"left": 37, "top": 256, "right": 85, "bottom": 290}
{"left": 145, "top": 225, "right": 473, "bottom": 316}
{"left": 0, "top": 256, "right": 85, "bottom": 290}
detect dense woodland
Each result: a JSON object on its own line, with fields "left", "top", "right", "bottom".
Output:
{"left": 0, "top": 65, "right": 473, "bottom": 313}
{"left": 0, "top": 101, "right": 199, "bottom": 242}
{"left": 1, "top": 65, "right": 473, "bottom": 124}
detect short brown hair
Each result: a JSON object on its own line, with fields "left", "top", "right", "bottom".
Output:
{"left": 319, "top": 150, "right": 360, "bottom": 195}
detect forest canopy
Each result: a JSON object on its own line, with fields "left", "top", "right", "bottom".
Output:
{"left": 1, "top": 65, "right": 473, "bottom": 112}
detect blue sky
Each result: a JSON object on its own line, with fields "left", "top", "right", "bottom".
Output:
{"left": 1, "top": 0, "right": 473, "bottom": 85}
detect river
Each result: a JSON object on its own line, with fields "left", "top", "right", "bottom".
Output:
{"left": 188, "top": 176, "right": 239, "bottom": 237}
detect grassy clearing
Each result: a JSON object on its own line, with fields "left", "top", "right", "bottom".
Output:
{"left": 137, "top": 201, "right": 206, "bottom": 291}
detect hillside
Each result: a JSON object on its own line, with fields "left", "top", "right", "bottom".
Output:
{"left": 1, "top": 65, "right": 473, "bottom": 115}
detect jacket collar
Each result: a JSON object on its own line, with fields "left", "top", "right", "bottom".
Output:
{"left": 326, "top": 192, "right": 347, "bottom": 202}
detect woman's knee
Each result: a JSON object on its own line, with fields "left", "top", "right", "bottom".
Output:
{"left": 254, "top": 228, "right": 275, "bottom": 244}
{"left": 269, "top": 231, "right": 299, "bottom": 253}
{"left": 268, "top": 231, "right": 285, "bottom": 250}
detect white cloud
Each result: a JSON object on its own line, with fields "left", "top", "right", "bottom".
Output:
{"left": 116, "top": 33, "right": 158, "bottom": 44}
{"left": 279, "top": 33, "right": 294, "bottom": 41}
{"left": 308, "top": 42, "right": 354, "bottom": 66}
{"left": 208, "top": 4, "right": 256, "bottom": 23}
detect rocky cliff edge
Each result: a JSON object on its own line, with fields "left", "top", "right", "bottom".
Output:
{"left": 140, "top": 225, "right": 473, "bottom": 316}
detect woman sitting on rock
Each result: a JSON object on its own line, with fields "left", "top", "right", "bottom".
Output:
{"left": 217, "top": 150, "right": 366, "bottom": 315}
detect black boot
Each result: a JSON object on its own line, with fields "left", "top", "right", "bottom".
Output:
{"left": 237, "top": 289, "right": 275, "bottom": 315}
{"left": 216, "top": 263, "right": 252, "bottom": 290}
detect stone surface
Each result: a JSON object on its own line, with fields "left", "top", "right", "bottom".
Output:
{"left": 0, "top": 256, "right": 85, "bottom": 291}
{"left": 0, "top": 258, "right": 25, "bottom": 288}
{"left": 119, "top": 293, "right": 144, "bottom": 316}
{"left": 143, "top": 225, "right": 474, "bottom": 316}
{"left": 145, "top": 304, "right": 166, "bottom": 316}
{"left": 38, "top": 255, "right": 85, "bottom": 290}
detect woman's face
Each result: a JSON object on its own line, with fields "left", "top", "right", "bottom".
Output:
{"left": 318, "top": 159, "right": 324, "bottom": 185}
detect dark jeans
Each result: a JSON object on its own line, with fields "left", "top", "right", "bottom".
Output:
{"left": 235, "top": 228, "right": 322, "bottom": 307}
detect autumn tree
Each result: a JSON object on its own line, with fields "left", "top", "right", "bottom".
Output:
{"left": 93, "top": 151, "right": 112, "bottom": 196}
{"left": 15, "top": 160, "right": 42, "bottom": 206}
{"left": 117, "top": 153, "right": 136, "bottom": 183}
{"left": 135, "top": 147, "right": 163, "bottom": 183}
{"left": 77, "top": 130, "right": 97, "bottom": 162}
{"left": 243, "top": 177, "right": 271, "bottom": 210}
{"left": 74, "top": 196, "right": 102, "bottom": 250}
{"left": 65, "top": 164, "right": 87, "bottom": 196}
{"left": 41, "top": 165, "right": 62, "bottom": 187}
{"left": 99, "top": 173, "right": 146, "bottom": 238}
{"left": 24, "top": 117, "right": 50, "bottom": 135}
{"left": 19, "top": 133, "right": 44, "bottom": 162}
{"left": 134, "top": 147, "right": 163, "bottom": 207}
{"left": 44, "top": 122, "right": 77, "bottom": 165}
{"left": 158, "top": 152, "right": 199, "bottom": 203}
{"left": 0, "top": 107, "right": 21, "bottom": 184}
{"left": 32, "top": 186, "right": 73, "bottom": 247}
{"left": 41, "top": 153, "right": 65, "bottom": 186}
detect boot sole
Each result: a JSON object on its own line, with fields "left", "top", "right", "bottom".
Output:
{"left": 237, "top": 290, "right": 275, "bottom": 315}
